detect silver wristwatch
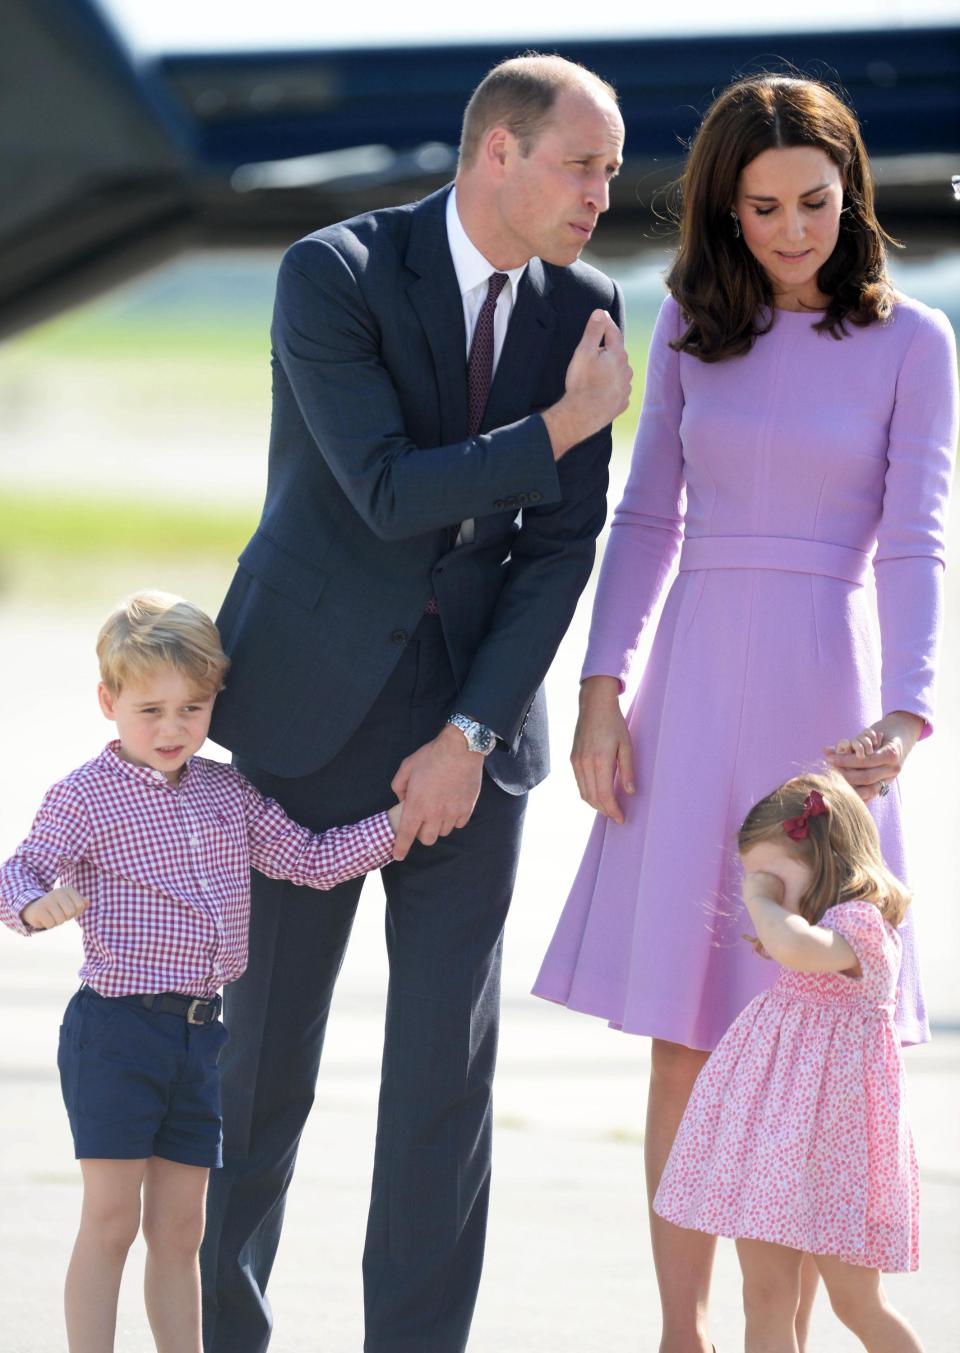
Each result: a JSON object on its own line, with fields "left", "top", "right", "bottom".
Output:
{"left": 446, "top": 713, "right": 497, "bottom": 755}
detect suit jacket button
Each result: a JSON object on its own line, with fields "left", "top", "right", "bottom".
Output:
{"left": 506, "top": 496, "right": 519, "bottom": 508}
{"left": 518, "top": 493, "right": 529, "bottom": 505}
{"left": 494, "top": 499, "right": 505, "bottom": 509}
{"left": 390, "top": 629, "right": 407, "bottom": 645}
{"left": 530, "top": 491, "right": 542, "bottom": 503}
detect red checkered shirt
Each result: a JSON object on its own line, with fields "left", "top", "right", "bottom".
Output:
{"left": 0, "top": 742, "right": 395, "bottom": 999}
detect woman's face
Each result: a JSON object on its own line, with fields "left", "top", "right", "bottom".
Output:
{"left": 733, "top": 145, "right": 845, "bottom": 310}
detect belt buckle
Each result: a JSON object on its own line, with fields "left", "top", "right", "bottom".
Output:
{"left": 186, "top": 998, "right": 209, "bottom": 1025}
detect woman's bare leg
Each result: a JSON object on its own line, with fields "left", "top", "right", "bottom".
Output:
{"left": 646, "top": 1038, "right": 714, "bottom": 1353}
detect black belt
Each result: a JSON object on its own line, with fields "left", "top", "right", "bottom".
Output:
{"left": 138, "top": 992, "right": 222, "bottom": 1025}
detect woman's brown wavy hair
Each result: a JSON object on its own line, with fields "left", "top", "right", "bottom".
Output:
{"left": 666, "top": 74, "right": 897, "bottom": 363}
{"left": 737, "top": 771, "right": 910, "bottom": 928}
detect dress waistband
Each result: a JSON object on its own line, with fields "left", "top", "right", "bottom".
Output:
{"left": 678, "top": 535, "right": 871, "bottom": 585}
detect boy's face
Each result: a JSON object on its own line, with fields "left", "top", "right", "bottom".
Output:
{"left": 98, "top": 668, "right": 216, "bottom": 784}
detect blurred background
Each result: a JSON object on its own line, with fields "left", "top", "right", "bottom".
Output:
{"left": 0, "top": 2, "right": 958, "bottom": 1349}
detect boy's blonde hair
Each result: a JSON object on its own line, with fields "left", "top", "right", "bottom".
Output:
{"left": 737, "top": 770, "right": 910, "bottom": 928}
{"left": 97, "top": 591, "right": 229, "bottom": 696}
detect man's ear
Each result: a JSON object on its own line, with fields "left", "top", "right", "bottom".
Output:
{"left": 484, "top": 125, "right": 512, "bottom": 173}
{"left": 97, "top": 682, "right": 117, "bottom": 721}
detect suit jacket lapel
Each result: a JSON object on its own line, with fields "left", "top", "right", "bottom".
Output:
{"left": 404, "top": 187, "right": 468, "bottom": 445}
{"left": 482, "top": 258, "right": 556, "bottom": 436}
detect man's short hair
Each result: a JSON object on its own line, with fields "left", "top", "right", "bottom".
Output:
{"left": 97, "top": 590, "right": 230, "bottom": 695}
{"left": 458, "top": 53, "right": 618, "bottom": 168}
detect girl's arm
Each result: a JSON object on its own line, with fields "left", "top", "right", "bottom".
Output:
{"left": 743, "top": 873, "right": 860, "bottom": 976}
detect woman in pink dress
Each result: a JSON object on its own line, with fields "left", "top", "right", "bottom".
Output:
{"left": 655, "top": 771, "right": 923, "bottom": 1351}
{"left": 533, "top": 74, "right": 957, "bottom": 1351}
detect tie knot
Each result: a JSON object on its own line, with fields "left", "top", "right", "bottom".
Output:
{"left": 485, "top": 272, "right": 509, "bottom": 305}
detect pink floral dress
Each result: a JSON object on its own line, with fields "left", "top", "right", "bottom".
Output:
{"left": 653, "top": 901, "right": 919, "bottom": 1271}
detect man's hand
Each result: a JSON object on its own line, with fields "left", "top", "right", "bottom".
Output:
{"left": 542, "top": 310, "right": 632, "bottom": 460}
{"left": 570, "top": 675, "right": 635, "bottom": 824}
{"left": 390, "top": 725, "right": 485, "bottom": 860}
{"left": 21, "top": 887, "right": 89, "bottom": 930}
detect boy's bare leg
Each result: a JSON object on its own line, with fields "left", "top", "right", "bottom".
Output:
{"left": 814, "top": 1254, "right": 923, "bottom": 1352}
{"left": 737, "top": 1237, "right": 804, "bottom": 1353}
{"left": 65, "top": 1158, "right": 147, "bottom": 1353}
{"left": 142, "top": 1157, "right": 209, "bottom": 1353}
{"left": 795, "top": 1253, "right": 820, "bottom": 1351}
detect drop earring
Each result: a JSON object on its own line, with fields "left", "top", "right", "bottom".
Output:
{"left": 730, "top": 210, "right": 741, "bottom": 239}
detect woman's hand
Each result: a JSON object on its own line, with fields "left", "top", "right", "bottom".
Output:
{"left": 824, "top": 710, "right": 926, "bottom": 802}
{"left": 571, "top": 676, "right": 635, "bottom": 824}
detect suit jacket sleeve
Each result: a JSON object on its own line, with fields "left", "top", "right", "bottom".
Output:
{"left": 453, "top": 281, "right": 626, "bottom": 746}
{"left": 272, "top": 237, "right": 562, "bottom": 542}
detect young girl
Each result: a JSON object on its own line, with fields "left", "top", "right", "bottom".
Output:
{"left": 653, "top": 770, "right": 922, "bottom": 1352}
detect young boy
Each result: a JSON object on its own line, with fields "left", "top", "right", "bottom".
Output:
{"left": 0, "top": 590, "right": 401, "bottom": 1353}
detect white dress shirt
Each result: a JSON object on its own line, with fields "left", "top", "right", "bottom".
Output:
{"left": 446, "top": 187, "right": 528, "bottom": 544}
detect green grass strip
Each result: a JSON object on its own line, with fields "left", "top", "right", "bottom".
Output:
{"left": 1, "top": 490, "right": 257, "bottom": 559}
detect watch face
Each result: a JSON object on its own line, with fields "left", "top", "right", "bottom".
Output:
{"left": 449, "top": 715, "right": 496, "bottom": 754}
{"left": 475, "top": 727, "right": 497, "bottom": 754}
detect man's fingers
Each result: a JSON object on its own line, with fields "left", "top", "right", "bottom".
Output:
{"left": 577, "top": 309, "right": 619, "bottom": 354}
{"left": 392, "top": 810, "right": 423, "bottom": 861}
{"left": 597, "top": 312, "right": 624, "bottom": 352}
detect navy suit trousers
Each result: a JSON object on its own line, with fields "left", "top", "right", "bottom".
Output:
{"left": 200, "top": 614, "right": 527, "bottom": 1353}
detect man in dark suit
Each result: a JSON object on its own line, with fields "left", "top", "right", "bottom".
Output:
{"left": 201, "top": 53, "right": 629, "bottom": 1353}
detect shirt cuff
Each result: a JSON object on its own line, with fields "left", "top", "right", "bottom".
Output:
{"left": 359, "top": 811, "right": 397, "bottom": 866}
{"left": 3, "top": 893, "right": 44, "bottom": 936}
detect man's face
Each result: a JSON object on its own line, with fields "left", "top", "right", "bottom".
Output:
{"left": 496, "top": 87, "right": 624, "bottom": 267}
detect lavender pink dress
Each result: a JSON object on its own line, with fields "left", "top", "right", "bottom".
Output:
{"left": 534, "top": 295, "right": 958, "bottom": 1050}
{"left": 652, "top": 901, "right": 919, "bottom": 1271}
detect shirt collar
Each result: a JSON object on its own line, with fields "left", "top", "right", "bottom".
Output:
{"left": 100, "top": 739, "right": 194, "bottom": 791}
{"left": 445, "top": 186, "right": 528, "bottom": 300}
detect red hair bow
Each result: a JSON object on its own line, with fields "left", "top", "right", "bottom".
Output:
{"left": 782, "top": 790, "right": 828, "bottom": 841}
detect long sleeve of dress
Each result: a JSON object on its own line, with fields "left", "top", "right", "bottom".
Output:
{"left": 581, "top": 294, "right": 686, "bottom": 687}
{"left": 874, "top": 306, "right": 958, "bottom": 732}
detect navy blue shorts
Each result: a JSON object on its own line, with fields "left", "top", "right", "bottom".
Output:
{"left": 57, "top": 986, "right": 230, "bottom": 1168}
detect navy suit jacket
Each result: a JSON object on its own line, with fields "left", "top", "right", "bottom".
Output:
{"left": 210, "top": 185, "right": 622, "bottom": 794}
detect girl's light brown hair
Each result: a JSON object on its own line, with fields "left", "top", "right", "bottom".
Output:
{"left": 97, "top": 591, "right": 230, "bottom": 696}
{"left": 666, "top": 74, "right": 897, "bottom": 363}
{"left": 738, "top": 770, "right": 910, "bottom": 927}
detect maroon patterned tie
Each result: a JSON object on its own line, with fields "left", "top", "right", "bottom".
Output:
{"left": 424, "top": 272, "right": 509, "bottom": 615}
{"left": 467, "top": 272, "right": 509, "bottom": 436}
